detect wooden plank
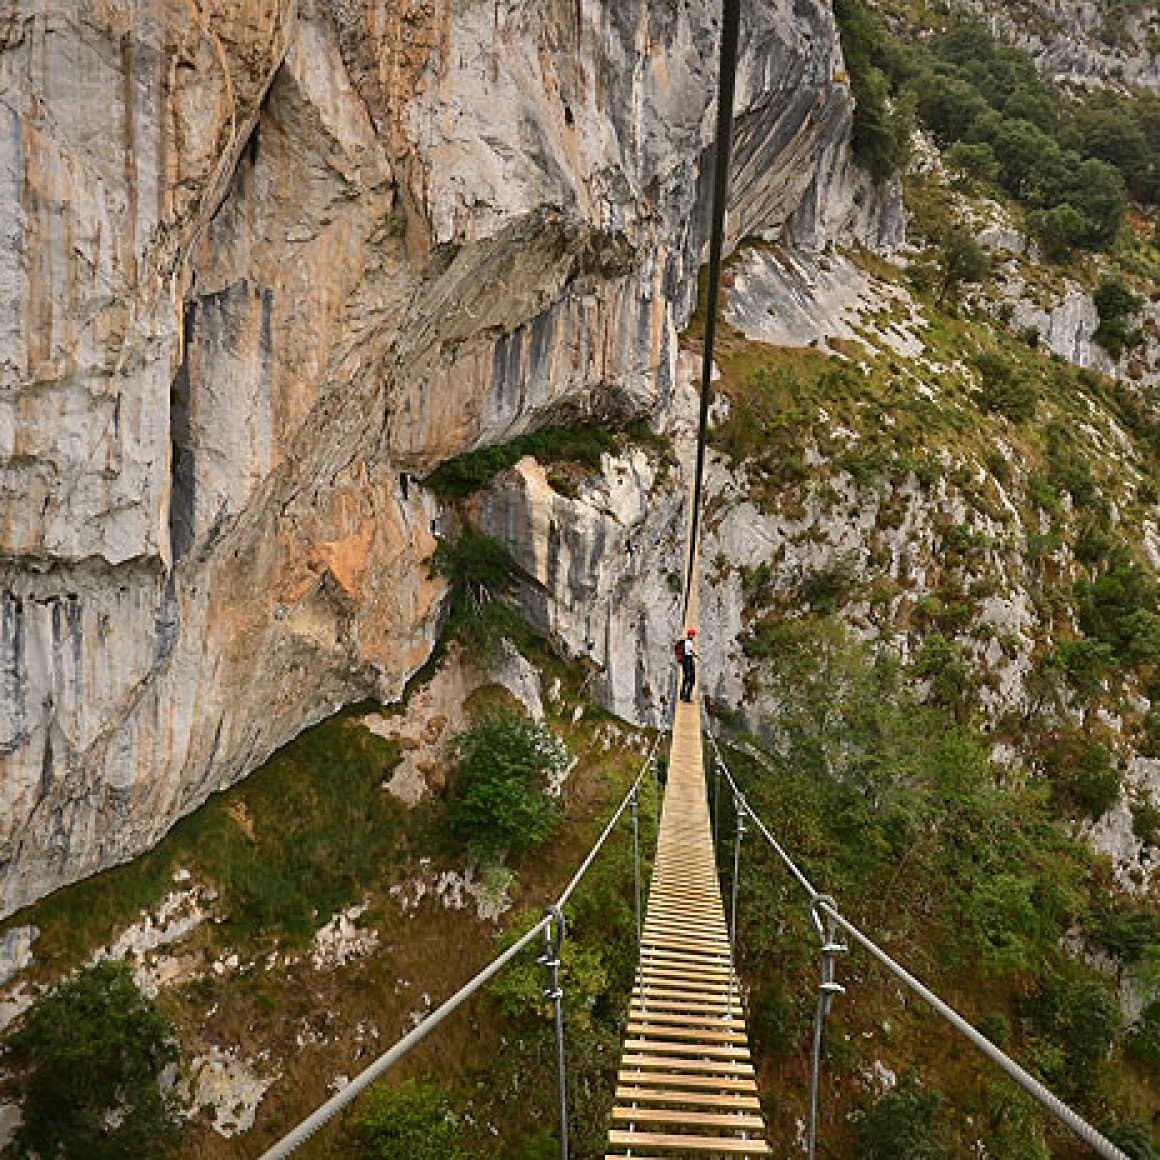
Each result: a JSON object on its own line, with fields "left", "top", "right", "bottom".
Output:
{"left": 607, "top": 1129, "right": 771, "bottom": 1155}
{"left": 632, "top": 998, "right": 739, "bottom": 1013}
{"left": 640, "top": 962, "right": 734, "bottom": 981}
{"left": 644, "top": 910, "right": 727, "bottom": 926}
{"left": 641, "top": 948, "right": 733, "bottom": 967}
{"left": 627, "top": 1022, "right": 748, "bottom": 1044}
{"left": 624, "top": 1039, "right": 751, "bottom": 1060}
{"left": 639, "top": 968, "right": 735, "bottom": 986}
{"left": 611, "top": 1106, "right": 766, "bottom": 1130}
{"left": 617, "top": 1071, "right": 759, "bottom": 1093}
{"left": 638, "top": 975, "right": 735, "bottom": 993}
{"left": 620, "top": 1055, "right": 755, "bottom": 1076}
{"left": 628, "top": 1008, "right": 746, "bottom": 1028}
{"left": 644, "top": 936, "right": 733, "bottom": 954}
{"left": 615, "top": 1087, "right": 762, "bottom": 1110}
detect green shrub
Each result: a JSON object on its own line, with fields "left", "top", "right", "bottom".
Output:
{"left": 1028, "top": 203, "right": 1089, "bottom": 259}
{"left": 1093, "top": 277, "right": 1145, "bottom": 360}
{"left": 1090, "top": 905, "right": 1160, "bottom": 964}
{"left": 935, "top": 223, "right": 989, "bottom": 306}
{"left": 1126, "top": 1000, "right": 1160, "bottom": 1075}
{"left": 1053, "top": 639, "right": 1114, "bottom": 704}
{"left": 432, "top": 530, "right": 529, "bottom": 661}
{"left": 976, "top": 1012, "right": 1011, "bottom": 1047}
{"left": 1024, "top": 970, "right": 1122, "bottom": 1098}
{"left": 982, "top": 1089, "right": 1051, "bottom": 1159}
{"left": 509, "top": 1131, "right": 559, "bottom": 1160}
{"left": 1026, "top": 472, "right": 1062, "bottom": 516}
{"left": 975, "top": 352, "right": 1038, "bottom": 421}
{"left": 855, "top": 1073, "right": 950, "bottom": 1159}
{"left": 833, "top": 0, "right": 914, "bottom": 181}
{"left": 432, "top": 530, "right": 516, "bottom": 604}
{"left": 3, "top": 961, "right": 181, "bottom": 1160}
{"left": 945, "top": 141, "right": 1000, "bottom": 187}
{"left": 1040, "top": 734, "right": 1120, "bottom": 820}
{"left": 913, "top": 633, "right": 976, "bottom": 716}
{"left": 749, "top": 980, "right": 798, "bottom": 1061}
{"left": 1131, "top": 798, "right": 1160, "bottom": 847}
{"left": 424, "top": 425, "right": 618, "bottom": 499}
{"left": 1142, "top": 705, "right": 1160, "bottom": 758}
{"left": 1045, "top": 423, "right": 1098, "bottom": 508}
{"left": 448, "top": 710, "right": 566, "bottom": 863}
{"left": 346, "top": 1079, "right": 468, "bottom": 1160}
{"left": 1077, "top": 546, "right": 1160, "bottom": 666}
{"left": 798, "top": 557, "right": 860, "bottom": 613}
{"left": 1097, "top": 1118, "right": 1160, "bottom": 1160}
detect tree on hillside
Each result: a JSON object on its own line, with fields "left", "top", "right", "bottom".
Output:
{"left": 3, "top": 961, "right": 181, "bottom": 1159}
{"left": 935, "top": 223, "right": 989, "bottom": 307}
{"left": 1093, "top": 276, "right": 1144, "bottom": 359}
{"left": 993, "top": 118, "right": 1060, "bottom": 199}
{"left": 447, "top": 710, "right": 567, "bottom": 864}
{"left": 346, "top": 1080, "right": 468, "bottom": 1160}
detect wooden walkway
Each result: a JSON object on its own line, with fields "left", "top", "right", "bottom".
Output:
{"left": 606, "top": 641, "right": 770, "bottom": 1156}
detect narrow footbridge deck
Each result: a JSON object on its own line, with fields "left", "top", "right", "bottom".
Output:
{"left": 607, "top": 687, "right": 770, "bottom": 1157}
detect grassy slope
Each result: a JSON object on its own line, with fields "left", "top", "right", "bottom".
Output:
{"left": 702, "top": 152, "right": 1160, "bottom": 1150}
{"left": 0, "top": 639, "right": 656, "bottom": 1159}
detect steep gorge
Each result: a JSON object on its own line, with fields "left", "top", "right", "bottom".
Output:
{"left": 0, "top": 1, "right": 1158, "bottom": 1154}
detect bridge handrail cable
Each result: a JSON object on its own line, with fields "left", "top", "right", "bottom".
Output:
{"left": 704, "top": 726, "right": 1129, "bottom": 1160}
{"left": 259, "top": 732, "right": 663, "bottom": 1160}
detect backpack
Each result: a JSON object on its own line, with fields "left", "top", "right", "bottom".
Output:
{"left": 674, "top": 638, "right": 685, "bottom": 663}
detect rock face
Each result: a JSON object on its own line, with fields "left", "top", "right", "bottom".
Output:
{"left": 479, "top": 452, "right": 687, "bottom": 728}
{"left": 0, "top": 1, "right": 891, "bottom": 914}
{"left": 965, "top": 0, "right": 1160, "bottom": 91}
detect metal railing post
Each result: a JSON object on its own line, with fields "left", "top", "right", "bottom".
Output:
{"left": 539, "top": 907, "right": 569, "bottom": 1160}
{"left": 711, "top": 757, "right": 722, "bottom": 849}
{"left": 807, "top": 895, "right": 847, "bottom": 1160}
{"left": 650, "top": 754, "right": 660, "bottom": 841}
{"left": 631, "top": 789, "right": 644, "bottom": 1014}
{"left": 726, "top": 796, "right": 745, "bottom": 1018}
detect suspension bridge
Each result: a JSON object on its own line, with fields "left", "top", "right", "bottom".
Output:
{"left": 257, "top": 0, "right": 1132, "bottom": 1154}
{"left": 258, "top": 620, "right": 1130, "bottom": 1160}
{"left": 605, "top": 592, "right": 770, "bottom": 1157}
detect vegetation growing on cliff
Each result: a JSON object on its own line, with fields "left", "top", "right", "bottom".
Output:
{"left": 423, "top": 420, "right": 670, "bottom": 501}
{"left": 446, "top": 711, "right": 566, "bottom": 864}
{"left": 719, "top": 619, "right": 1158, "bottom": 1155}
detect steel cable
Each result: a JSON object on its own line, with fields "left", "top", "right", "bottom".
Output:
{"left": 685, "top": 0, "right": 741, "bottom": 613}
{"left": 703, "top": 727, "right": 1129, "bottom": 1160}
{"left": 259, "top": 734, "right": 664, "bottom": 1160}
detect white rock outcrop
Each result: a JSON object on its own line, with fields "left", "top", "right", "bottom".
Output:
{"left": 0, "top": 0, "right": 897, "bottom": 914}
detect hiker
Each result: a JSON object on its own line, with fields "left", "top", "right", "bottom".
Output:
{"left": 677, "top": 627, "right": 698, "bottom": 702}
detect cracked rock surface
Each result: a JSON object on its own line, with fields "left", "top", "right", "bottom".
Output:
{"left": 0, "top": 0, "right": 892, "bottom": 914}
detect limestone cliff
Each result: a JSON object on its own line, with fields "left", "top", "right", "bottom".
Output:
{"left": 0, "top": 0, "right": 895, "bottom": 914}
{"left": 963, "top": 0, "right": 1160, "bottom": 91}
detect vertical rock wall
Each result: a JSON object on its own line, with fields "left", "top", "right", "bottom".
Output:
{"left": 0, "top": 0, "right": 893, "bottom": 915}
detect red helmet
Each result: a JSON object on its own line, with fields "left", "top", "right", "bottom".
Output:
{"left": 687, "top": 627, "right": 697, "bottom": 637}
